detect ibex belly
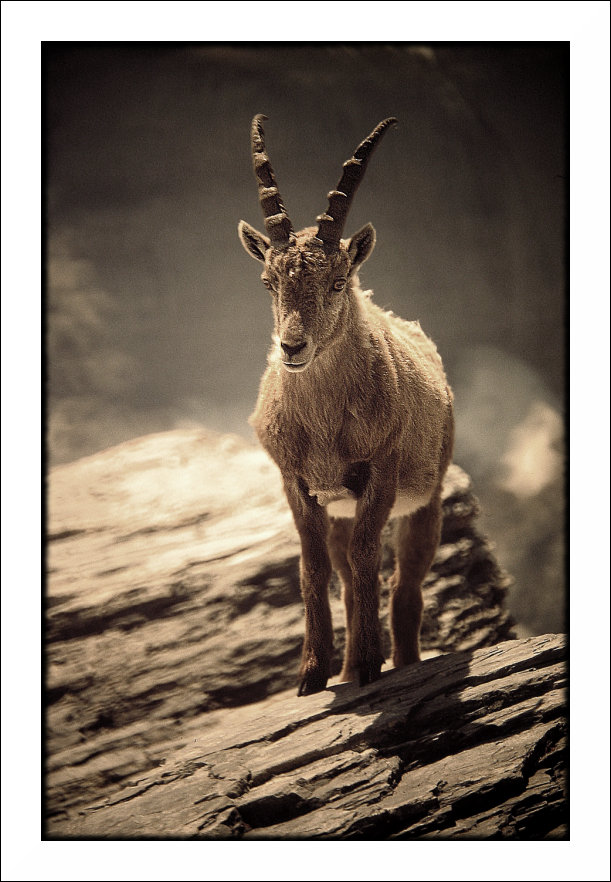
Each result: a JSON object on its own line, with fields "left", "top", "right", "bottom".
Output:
{"left": 311, "top": 486, "right": 433, "bottom": 519}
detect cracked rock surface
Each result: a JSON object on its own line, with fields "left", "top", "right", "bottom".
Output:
{"left": 46, "top": 429, "right": 565, "bottom": 838}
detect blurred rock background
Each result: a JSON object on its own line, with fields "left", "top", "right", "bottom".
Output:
{"left": 45, "top": 43, "right": 566, "bottom": 638}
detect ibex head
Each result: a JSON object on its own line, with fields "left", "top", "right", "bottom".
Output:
{"left": 238, "top": 115, "right": 397, "bottom": 372}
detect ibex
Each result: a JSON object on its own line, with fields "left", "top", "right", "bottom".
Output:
{"left": 238, "top": 115, "right": 454, "bottom": 695}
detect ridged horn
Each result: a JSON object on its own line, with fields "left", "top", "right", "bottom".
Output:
{"left": 250, "top": 114, "right": 294, "bottom": 249}
{"left": 315, "top": 117, "right": 397, "bottom": 253}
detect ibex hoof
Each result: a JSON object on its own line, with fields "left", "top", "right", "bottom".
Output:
{"left": 358, "top": 661, "right": 383, "bottom": 687}
{"left": 354, "top": 647, "right": 384, "bottom": 687}
{"left": 392, "top": 647, "right": 421, "bottom": 668}
{"left": 297, "top": 667, "right": 329, "bottom": 696}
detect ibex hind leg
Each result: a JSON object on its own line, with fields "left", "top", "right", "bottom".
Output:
{"left": 390, "top": 489, "right": 442, "bottom": 667}
{"left": 327, "top": 517, "right": 357, "bottom": 682}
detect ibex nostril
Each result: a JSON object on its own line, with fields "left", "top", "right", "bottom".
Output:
{"left": 281, "top": 340, "right": 307, "bottom": 358}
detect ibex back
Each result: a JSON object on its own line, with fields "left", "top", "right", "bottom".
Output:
{"left": 238, "top": 115, "right": 454, "bottom": 695}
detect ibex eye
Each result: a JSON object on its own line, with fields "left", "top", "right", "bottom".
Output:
{"left": 333, "top": 278, "right": 347, "bottom": 291}
{"left": 262, "top": 278, "right": 274, "bottom": 290}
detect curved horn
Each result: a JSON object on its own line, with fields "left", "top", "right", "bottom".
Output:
{"left": 315, "top": 117, "right": 397, "bottom": 253}
{"left": 250, "top": 114, "right": 294, "bottom": 249}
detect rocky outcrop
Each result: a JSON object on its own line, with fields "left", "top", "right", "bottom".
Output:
{"left": 45, "top": 429, "right": 565, "bottom": 839}
{"left": 47, "top": 634, "right": 566, "bottom": 840}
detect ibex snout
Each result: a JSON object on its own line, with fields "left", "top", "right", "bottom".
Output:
{"left": 277, "top": 312, "right": 315, "bottom": 372}
{"left": 277, "top": 334, "right": 315, "bottom": 373}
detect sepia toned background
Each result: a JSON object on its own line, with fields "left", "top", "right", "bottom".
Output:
{"left": 45, "top": 42, "right": 567, "bottom": 637}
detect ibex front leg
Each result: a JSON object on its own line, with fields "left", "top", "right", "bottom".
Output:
{"left": 347, "top": 452, "right": 398, "bottom": 686}
{"left": 284, "top": 477, "right": 333, "bottom": 696}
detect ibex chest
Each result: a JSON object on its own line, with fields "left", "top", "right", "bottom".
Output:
{"left": 259, "top": 403, "right": 435, "bottom": 520}
{"left": 261, "top": 407, "right": 366, "bottom": 490}
{"left": 276, "top": 417, "right": 376, "bottom": 516}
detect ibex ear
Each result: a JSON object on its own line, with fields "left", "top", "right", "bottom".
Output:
{"left": 347, "top": 223, "right": 376, "bottom": 271}
{"left": 238, "top": 220, "right": 270, "bottom": 262}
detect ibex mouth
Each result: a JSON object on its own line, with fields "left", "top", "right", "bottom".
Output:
{"left": 282, "top": 359, "right": 311, "bottom": 373}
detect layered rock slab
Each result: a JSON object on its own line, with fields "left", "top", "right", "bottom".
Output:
{"left": 47, "top": 634, "right": 566, "bottom": 839}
